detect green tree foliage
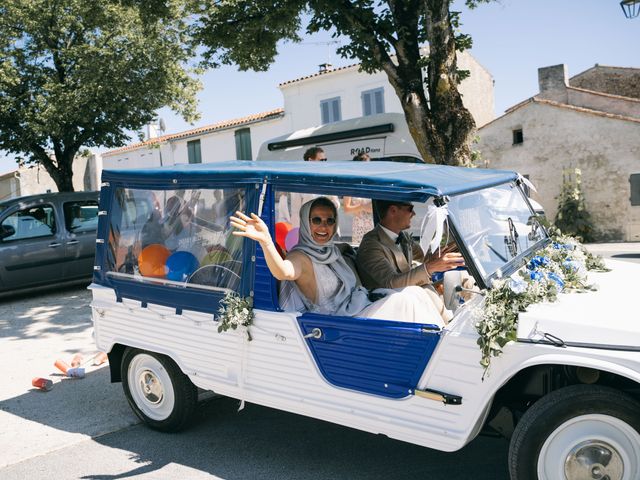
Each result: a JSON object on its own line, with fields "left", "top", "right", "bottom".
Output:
{"left": 554, "top": 167, "right": 595, "bottom": 242}
{"left": 0, "top": 0, "right": 201, "bottom": 191}
{"left": 191, "top": 0, "right": 492, "bottom": 166}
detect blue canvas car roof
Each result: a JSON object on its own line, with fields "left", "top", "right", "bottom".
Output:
{"left": 101, "top": 161, "right": 518, "bottom": 200}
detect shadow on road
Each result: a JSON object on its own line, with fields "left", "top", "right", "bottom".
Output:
{"left": 0, "top": 367, "right": 138, "bottom": 445}
{"left": 0, "top": 286, "right": 93, "bottom": 342}
{"left": 612, "top": 253, "right": 640, "bottom": 259}
{"left": 81, "top": 396, "right": 509, "bottom": 480}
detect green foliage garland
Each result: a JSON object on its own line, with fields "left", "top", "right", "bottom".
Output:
{"left": 475, "top": 235, "right": 608, "bottom": 376}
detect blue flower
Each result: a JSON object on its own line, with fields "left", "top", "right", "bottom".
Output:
{"left": 530, "top": 270, "right": 544, "bottom": 281}
{"left": 563, "top": 259, "right": 580, "bottom": 272}
{"left": 546, "top": 272, "right": 565, "bottom": 291}
{"left": 563, "top": 259, "right": 587, "bottom": 278}
{"left": 508, "top": 278, "right": 528, "bottom": 294}
{"left": 528, "top": 255, "right": 550, "bottom": 270}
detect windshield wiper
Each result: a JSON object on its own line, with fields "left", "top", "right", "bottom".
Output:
{"left": 504, "top": 217, "right": 519, "bottom": 257}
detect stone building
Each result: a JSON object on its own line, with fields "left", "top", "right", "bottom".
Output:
{"left": 103, "top": 50, "right": 494, "bottom": 168}
{"left": 477, "top": 64, "right": 640, "bottom": 241}
{"left": 0, "top": 154, "right": 101, "bottom": 201}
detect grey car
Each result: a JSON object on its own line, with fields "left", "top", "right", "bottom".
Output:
{"left": 0, "top": 191, "right": 99, "bottom": 297}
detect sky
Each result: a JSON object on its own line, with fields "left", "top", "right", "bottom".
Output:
{"left": 0, "top": 0, "right": 637, "bottom": 173}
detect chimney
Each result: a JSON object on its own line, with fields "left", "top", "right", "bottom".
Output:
{"left": 537, "top": 64, "right": 568, "bottom": 103}
{"left": 318, "top": 63, "right": 332, "bottom": 73}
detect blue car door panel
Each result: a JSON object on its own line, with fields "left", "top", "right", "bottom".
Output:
{"left": 298, "top": 313, "right": 441, "bottom": 399}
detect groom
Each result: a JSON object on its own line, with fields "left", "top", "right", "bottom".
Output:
{"left": 355, "top": 200, "right": 465, "bottom": 290}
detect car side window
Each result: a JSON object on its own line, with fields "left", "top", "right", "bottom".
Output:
{"left": 1, "top": 205, "right": 56, "bottom": 241}
{"left": 107, "top": 187, "right": 246, "bottom": 293}
{"left": 64, "top": 200, "right": 99, "bottom": 233}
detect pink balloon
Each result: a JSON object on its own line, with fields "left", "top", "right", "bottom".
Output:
{"left": 285, "top": 227, "right": 300, "bottom": 251}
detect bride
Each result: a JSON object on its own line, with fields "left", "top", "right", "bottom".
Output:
{"left": 230, "top": 197, "right": 451, "bottom": 327}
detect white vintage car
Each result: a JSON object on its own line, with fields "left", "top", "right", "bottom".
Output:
{"left": 90, "top": 161, "right": 640, "bottom": 480}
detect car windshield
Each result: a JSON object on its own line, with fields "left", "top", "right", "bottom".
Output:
{"left": 447, "top": 182, "right": 547, "bottom": 281}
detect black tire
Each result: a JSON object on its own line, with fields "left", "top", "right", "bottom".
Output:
{"left": 121, "top": 348, "right": 198, "bottom": 432}
{"left": 508, "top": 384, "right": 640, "bottom": 480}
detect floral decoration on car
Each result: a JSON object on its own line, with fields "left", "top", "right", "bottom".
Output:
{"left": 475, "top": 234, "right": 609, "bottom": 376}
{"left": 217, "top": 292, "right": 254, "bottom": 341}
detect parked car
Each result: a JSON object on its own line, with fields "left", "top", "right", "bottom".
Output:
{"left": 0, "top": 191, "right": 99, "bottom": 297}
{"left": 91, "top": 161, "right": 640, "bottom": 480}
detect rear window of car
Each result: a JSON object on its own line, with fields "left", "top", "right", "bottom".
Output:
{"left": 64, "top": 200, "right": 99, "bottom": 233}
{"left": 106, "top": 187, "right": 246, "bottom": 293}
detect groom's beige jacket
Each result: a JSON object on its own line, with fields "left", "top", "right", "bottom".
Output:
{"left": 356, "top": 224, "right": 431, "bottom": 290}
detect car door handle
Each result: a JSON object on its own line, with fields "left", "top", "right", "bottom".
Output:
{"left": 48, "top": 242, "right": 62, "bottom": 248}
{"left": 303, "top": 328, "right": 322, "bottom": 340}
{"left": 66, "top": 240, "right": 79, "bottom": 245}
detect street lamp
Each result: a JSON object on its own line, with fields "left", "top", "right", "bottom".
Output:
{"left": 621, "top": 0, "right": 640, "bottom": 18}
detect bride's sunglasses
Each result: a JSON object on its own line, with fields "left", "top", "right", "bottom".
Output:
{"left": 310, "top": 216, "right": 336, "bottom": 226}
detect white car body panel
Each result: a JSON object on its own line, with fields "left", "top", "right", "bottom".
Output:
{"left": 91, "top": 264, "right": 640, "bottom": 452}
{"left": 517, "top": 259, "right": 640, "bottom": 348}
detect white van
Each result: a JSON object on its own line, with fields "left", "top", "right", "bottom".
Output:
{"left": 257, "top": 113, "right": 421, "bottom": 162}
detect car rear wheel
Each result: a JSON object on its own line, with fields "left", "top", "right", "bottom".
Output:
{"left": 121, "top": 348, "right": 197, "bottom": 432}
{"left": 508, "top": 384, "right": 640, "bottom": 480}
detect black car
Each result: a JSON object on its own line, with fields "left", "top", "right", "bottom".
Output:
{"left": 0, "top": 191, "right": 99, "bottom": 297}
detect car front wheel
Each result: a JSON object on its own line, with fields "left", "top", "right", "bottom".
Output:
{"left": 121, "top": 348, "right": 197, "bottom": 432}
{"left": 508, "top": 384, "right": 640, "bottom": 480}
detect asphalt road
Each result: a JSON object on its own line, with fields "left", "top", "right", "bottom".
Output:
{"left": 0, "top": 244, "right": 637, "bottom": 479}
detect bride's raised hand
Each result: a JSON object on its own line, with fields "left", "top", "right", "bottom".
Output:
{"left": 230, "top": 211, "right": 272, "bottom": 245}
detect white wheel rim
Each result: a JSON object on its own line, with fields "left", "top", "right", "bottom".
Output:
{"left": 127, "top": 354, "right": 175, "bottom": 421}
{"left": 537, "top": 414, "right": 640, "bottom": 480}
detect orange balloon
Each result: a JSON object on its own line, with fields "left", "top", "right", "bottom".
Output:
{"left": 138, "top": 244, "right": 170, "bottom": 278}
{"left": 275, "top": 222, "right": 292, "bottom": 251}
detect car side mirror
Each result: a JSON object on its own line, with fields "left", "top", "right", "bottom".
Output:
{"left": 0, "top": 224, "right": 15, "bottom": 240}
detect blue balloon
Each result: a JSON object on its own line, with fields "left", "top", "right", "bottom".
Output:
{"left": 165, "top": 251, "right": 199, "bottom": 282}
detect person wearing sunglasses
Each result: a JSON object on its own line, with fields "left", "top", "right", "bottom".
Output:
{"left": 230, "top": 197, "right": 447, "bottom": 326}
{"left": 356, "top": 199, "right": 466, "bottom": 321}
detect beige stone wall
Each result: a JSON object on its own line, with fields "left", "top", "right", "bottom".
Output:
{"left": 477, "top": 101, "right": 640, "bottom": 241}
{"left": 0, "top": 171, "right": 20, "bottom": 202}
{"left": 570, "top": 66, "right": 640, "bottom": 100}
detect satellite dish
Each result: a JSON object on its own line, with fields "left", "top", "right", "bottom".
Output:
{"left": 158, "top": 118, "right": 166, "bottom": 133}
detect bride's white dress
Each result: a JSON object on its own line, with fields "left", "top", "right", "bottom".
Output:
{"left": 312, "top": 263, "right": 447, "bottom": 328}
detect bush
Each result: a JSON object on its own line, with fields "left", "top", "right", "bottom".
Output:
{"left": 554, "top": 167, "right": 595, "bottom": 242}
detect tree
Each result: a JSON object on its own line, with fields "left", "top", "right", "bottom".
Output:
{"left": 0, "top": 0, "right": 201, "bottom": 191}
{"left": 191, "top": 0, "right": 490, "bottom": 165}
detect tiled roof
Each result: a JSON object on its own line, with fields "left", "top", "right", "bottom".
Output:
{"left": 278, "top": 63, "right": 360, "bottom": 86}
{"left": 567, "top": 85, "right": 640, "bottom": 103}
{"left": 103, "top": 108, "right": 284, "bottom": 156}
{"left": 482, "top": 96, "right": 640, "bottom": 130}
{"left": 570, "top": 64, "right": 640, "bottom": 78}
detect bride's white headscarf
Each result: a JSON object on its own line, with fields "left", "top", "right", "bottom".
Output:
{"left": 289, "top": 198, "right": 370, "bottom": 316}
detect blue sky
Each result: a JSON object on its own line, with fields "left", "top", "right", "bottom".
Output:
{"left": 1, "top": 0, "right": 637, "bottom": 173}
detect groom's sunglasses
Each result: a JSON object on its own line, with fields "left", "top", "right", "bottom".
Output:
{"left": 310, "top": 216, "right": 336, "bottom": 226}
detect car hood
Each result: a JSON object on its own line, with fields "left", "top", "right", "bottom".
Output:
{"left": 516, "top": 259, "right": 640, "bottom": 350}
